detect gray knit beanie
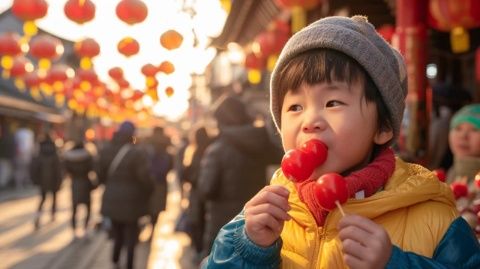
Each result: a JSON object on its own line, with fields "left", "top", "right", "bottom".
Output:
{"left": 270, "top": 16, "right": 407, "bottom": 142}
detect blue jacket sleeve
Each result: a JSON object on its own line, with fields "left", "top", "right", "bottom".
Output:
{"left": 386, "top": 217, "right": 480, "bottom": 269}
{"left": 203, "top": 210, "right": 282, "bottom": 269}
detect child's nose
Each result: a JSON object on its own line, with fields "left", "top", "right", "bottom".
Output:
{"left": 302, "top": 113, "right": 326, "bottom": 133}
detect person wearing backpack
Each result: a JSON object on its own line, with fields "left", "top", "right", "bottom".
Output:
{"left": 98, "top": 121, "right": 154, "bottom": 269}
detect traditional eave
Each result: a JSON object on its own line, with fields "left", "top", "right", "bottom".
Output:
{"left": 211, "top": 0, "right": 281, "bottom": 49}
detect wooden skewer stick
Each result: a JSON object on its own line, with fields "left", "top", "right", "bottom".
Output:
{"left": 335, "top": 200, "right": 345, "bottom": 216}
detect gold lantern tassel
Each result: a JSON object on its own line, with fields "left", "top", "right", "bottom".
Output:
{"left": 291, "top": 6, "right": 307, "bottom": 33}
{"left": 450, "top": 27, "right": 469, "bottom": 54}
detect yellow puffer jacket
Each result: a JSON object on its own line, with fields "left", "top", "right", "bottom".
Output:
{"left": 273, "top": 158, "right": 458, "bottom": 269}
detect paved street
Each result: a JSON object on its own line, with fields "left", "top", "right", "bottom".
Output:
{"left": 0, "top": 174, "right": 197, "bottom": 269}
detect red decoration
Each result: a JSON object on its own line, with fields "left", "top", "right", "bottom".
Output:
{"left": 450, "top": 182, "right": 469, "bottom": 200}
{"left": 116, "top": 0, "right": 148, "bottom": 25}
{"left": 275, "top": 0, "right": 321, "bottom": 9}
{"left": 74, "top": 38, "right": 100, "bottom": 58}
{"left": 432, "top": 169, "right": 447, "bottom": 182}
{"left": 272, "top": 20, "right": 290, "bottom": 54}
{"left": 64, "top": 0, "right": 95, "bottom": 24}
{"left": 165, "top": 86, "right": 174, "bottom": 97}
{"left": 116, "top": 79, "right": 130, "bottom": 89}
{"left": 158, "top": 61, "right": 175, "bottom": 74}
{"left": 29, "top": 34, "right": 63, "bottom": 60}
{"left": 160, "top": 30, "right": 183, "bottom": 50}
{"left": 428, "top": 0, "right": 480, "bottom": 31}
{"left": 12, "top": 0, "right": 48, "bottom": 21}
{"left": 117, "top": 37, "right": 139, "bottom": 57}
{"left": 281, "top": 139, "right": 328, "bottom": 182}
{"left": 108, "top": 67, "right": 124, "bottom": 81}
{"left": 23, "top": 71, "right": 42, "bottom": 88}
{"left": 0, "top": 32, "right": 22, "bottom": 56}
{"left": 244, "top": 52, "right": 265, "bottom": 70}
{"left": 377, "top": 24, "right": 395, "bottom": 43}
{"left": 45, "top": 64, "right": 73, "bottom": 85}
{"left": 475, "top": 172, "right": 480, "bottom": 189}
{"left": 10, "top": 56, "right": 32, "bottom": 77}
{"left": 77, "top": 68, "right": 98, "bottom": 84}
{"left": 314, "top": 173, "right": 348, "bottom": 211}
{"left": 141, "top": 64, "right": 158, "bottom": 77}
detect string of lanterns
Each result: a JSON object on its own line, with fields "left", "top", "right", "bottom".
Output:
{"left": 0, "top": 0, "right": 185, "bottom": 123}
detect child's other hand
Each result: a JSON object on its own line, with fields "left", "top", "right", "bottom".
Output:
{"left": 338, "top": 214, "right": 392, "bottom": 269}
{"left": 244, "top": 185, "right": 291, "bottom": 247}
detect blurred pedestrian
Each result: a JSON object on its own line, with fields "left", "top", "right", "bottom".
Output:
{"left": 0, "top": 124, "right": 15, "bottom": 188}
{"left": 98, "top": 121, "right": 154, "bottom": 269}
{"left": 182, "top": 124, "right": 212, "bottom": 260}
{"left": 31, "top": 132, "right": 63, "bottom": 229}
{"left": 147, "top": 126, "right": 172, "bottom": 239}
{"left": 14, "top": 126, "right": 34, "bottom": 189}
{"left": 64, "top": 140, "right": 96, "bottom": 237}
{"left": 197, "top": 95, "right": 281, "bottom": 259}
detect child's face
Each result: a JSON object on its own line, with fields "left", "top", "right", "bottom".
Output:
{"left": 449, "top": 122, "right": 480, "bottom": 158}
{"left": 280, "top": 80, "right": 392, "bottom": 178}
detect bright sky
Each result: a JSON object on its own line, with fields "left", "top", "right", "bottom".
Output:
{"left": 0, "top": 0, "right": 227, "bottom": 121}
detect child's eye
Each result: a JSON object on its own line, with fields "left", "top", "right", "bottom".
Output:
{"left": 325, "top": 100, "right": 344, "bottom": 107}
{"left": 287, "top": 104, "right": 303, "bottom": 112}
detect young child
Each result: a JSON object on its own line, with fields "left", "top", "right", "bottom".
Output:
{"left": 203, "top": 16, "right": 480, "bottom": 269}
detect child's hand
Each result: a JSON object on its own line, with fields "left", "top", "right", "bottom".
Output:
{"left": 338, "top": 214, "right": 392, "bottom": 269}
{"left": 244, "top": 185, "right": 291, "bottom": 247}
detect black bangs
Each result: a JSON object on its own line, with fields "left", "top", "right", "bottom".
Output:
{"left": 278, "top": 49, "right": 366, "bottom": 96}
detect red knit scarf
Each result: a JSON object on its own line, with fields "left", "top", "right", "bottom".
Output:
{"left": 296, "top": 147, "right": 395, "bottom": 226}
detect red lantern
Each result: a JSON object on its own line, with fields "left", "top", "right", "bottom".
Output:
{"left": 12, "top": 0, "right": 48, "bottom": 22}
{"left": 428, "top": 0, "right": 480, "bottom": 31}
{"left": 158, "top": 61, "right": 175, "bottom": 74}
{"left": 276, "top": 0, "right": 321, "bottom": 9}
{"left": 0, "top": 32, "right": 23, "bottom": 74}
{"left": 141, "top": 64, "right": 158, "bottom": 77}
{"left": 117, "top": 37, "right": 139, "bottom": 57}
{"left": 10, "top": 56, "right": 33, "bottom": 77}
{"left": 0, "top": 32, "right": 23, "bottom": 57}
{"left": 45, "top": 65, "right": 73, "bottom": 84}
{"left": 77, "top": 68, "right": 98, "bottom": 84}
{"left": 74, "top": 38, "right": 100, "bottom": 70}
{"left": 275, "top": 0, "right": 322, "bottom": 33}
{"left": 165, "top": 86, "right": 174, "bottom": 97}
{"left": 29, "top": 34, "right": 64, "bottom": 69}
{"left": 160, "top": 30, "right": 183, "bottom": 50}
{"left": 116, "top": 0, "right": 148, "bottom": 25}
{"left": 108, "top": 67, "right": 124, "bottom": 81}
{"left": 272, "top": 20, "right": 290, "bottom": 54}
{"left": 428, "top": 0, "right": 480, "bottom": 53}
{"left": 117, "top": 79, "right": 130, "bottom": 89}
{"left": 64, "top": 0, "right": 95, "bottom": 24}
{"left": 244, "top": 52, "right": 265, "bottom": 70}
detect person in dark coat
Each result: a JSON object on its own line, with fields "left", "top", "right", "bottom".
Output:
{"left": 183, "top": 125, "right": 212, "bottom": 258}
{"left": 197, "top": 95, "right": 282, "bottom": 259}
{"left": 98, "top": 121, "right": 154, "bottom": 269}
{"left": 147, "top": 126, "right": 172, "bottom": 238}
{"left": 64, "top": 141, "right": 95, "bottom": 236}
{"left": 31, "top": 133, "right": 63, "bottom": 229}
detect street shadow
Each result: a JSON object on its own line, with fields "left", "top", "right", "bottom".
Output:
{"left": 4, "top": 220, "right": 71, "bottom": 250}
